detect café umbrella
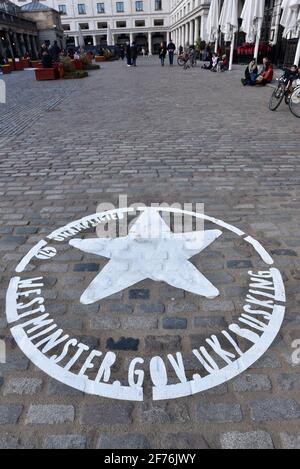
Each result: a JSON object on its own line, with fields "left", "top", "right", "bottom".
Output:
{"left": 206, "top": 0, "right": 220, "bottom": 53}
{"left": 240, "top": 0, "right": 265, "bottom": 60}
{"left": 219, "top": 0, "right": 239, "bottom": 70}
{"left": 281, "top": 0, "right": 300, "bottom": 65}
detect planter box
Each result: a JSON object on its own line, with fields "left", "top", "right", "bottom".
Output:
{"left": 0, "top": 64, "right": 11, "bottom": 74}
{"left": 35, "top": 68, "right": 59, "bottom": 81}
{"left": 13, "top": 61, "right": 24, "bottom": 71}
{"left": 31, "top": 60, "right": 42, "bottom": 68}
{"left": 54, "top": 62, "right": 64, "bottom": 79}
{"left": 95, "top": 56, "right": 106, "bottom": 62}
{"left": 20, "top": 58, "right": 30, "bottom": 68}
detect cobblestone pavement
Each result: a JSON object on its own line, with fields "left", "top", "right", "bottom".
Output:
{"left": 0, "top": 58, "right": 300, "bottom": 449}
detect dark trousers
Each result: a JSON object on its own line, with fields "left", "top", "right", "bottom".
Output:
{"left": 169, "top": 51, "right": 174, "bottom": 65}
{"left": 127, "top": 56, "right": 131, "bottom": 66}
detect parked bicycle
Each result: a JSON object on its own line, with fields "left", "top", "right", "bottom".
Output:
{"left": 177, "top": 51, "right": 197, "bottom": 69}
{"left": 289, "top": 85, "right": 300, "bottom": 118}
{"left": 269, "top": 72, "right": 300, "bottom": 118}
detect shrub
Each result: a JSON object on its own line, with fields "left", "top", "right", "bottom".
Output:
{"left": 60, "top": 56, "right": 74, "bottom": 74}
{"left": 86, "top": 63, "right": 100, "bottom": 70}
{"left": 64, "top": 70, "right": 89, "bottom": 79}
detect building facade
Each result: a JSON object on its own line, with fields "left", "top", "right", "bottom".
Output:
{"left": 0, "top": 0, "right": 39, "bottom": 60}
{"left": 9, "top": 0, "right": 300, "bottom": 63}
{"left": 13, "top": 0, "right": 172, "bottom": 54}
{"left": 21, "top": 2, "right": 64, "bottom": 49}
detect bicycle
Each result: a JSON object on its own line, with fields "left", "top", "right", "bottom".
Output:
{"left": 177, "top": 52, "right": 197, "bottom": 69}
{"left": 289, "top": 85, "right": 300, "bottom": 118}
{"left": 269, "top": 74, "right": 300, "bottom": 117}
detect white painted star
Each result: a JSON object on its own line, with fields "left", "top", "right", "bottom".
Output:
{"left": 69, "top": 208, "right": 222, "bottom": 305}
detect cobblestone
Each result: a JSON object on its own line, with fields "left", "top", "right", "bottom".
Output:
{"left": 197, "top": 403, "right": 243, "bottom": 423}
{"left": 43, "top": 435, "right": 87, "bottom": 449}
{"left": 97, "top": 434, "right": 151, "bottom": 449}
{"left": 26, "top": 405, "right": 75, "bottom": 425}
{"left": 0, "top": 59, "right": 299, "bottom": 448}
{"left": 220, "top": 431, "right": 274, "bottom": 449}
{"left": 0, "top": 405, "right": 23, "bottom": 425}
{"left": 250, "top": 399, "right": 300, "bottom": 422}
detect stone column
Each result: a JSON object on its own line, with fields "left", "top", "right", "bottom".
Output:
{"left": 5, "top": 32, "right": 14, "bottom": 59}
{"left": 26, "top": 34, "right": 32, "bottom": 56}
{"left": 13, "top": 33, "right": 22, "bottom": 57}
{"left": 130, "top": 32, "right": 134, "bottom": 44}
{"left": 200, "top": 14, "right": 207, "bottom": 42}
{"left": 75, "top": 36, "right": 79, "bottom": 47}
{"left": 0, "top": 35, "right": 6, "bottom": 60}
{"left": 189, "top": 20, "right": 194, "bottom": 46}
{"left": 194, "top": 17, "right": 200, "bottom": 44}
{"left": 148, "top": 32, "right": 152, "bottom": 55}
{"left": 185, "top": 23, "right": 189, "bottom": 46}
{"left": 32, "top": 36, "right": 39, "bottom": 58}
{"left": 93, "top": 35, "right": 97, "bottom": 46}
{"left": 19, "top": 34, "right": 27, "bottom": 56}
{"left": 166, "top": 31, "right": 170, "bottom": 44}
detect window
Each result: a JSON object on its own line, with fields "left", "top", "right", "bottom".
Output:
{"left": 58, "top": 4, "right": 67, "bottom": 14}
{"left": 116, "top": 2, "right": 124, "bottom": 12}
{"left": 155, "top": 0, "right": 162, "bottom": 11}
{"left": 77, "top": 4, "right": 86, "bottom": 14}
{"left": 97, "top": 22, "right": 108, "bottom": 28}
{"left": 79, "top": 23, "right": 89, "bottom": 29}
{"left": 135, "top": 20, "right": 145, "bottom": 27}
{"left": 63, "top": 24, "right": 71, "bottom": 31}
{"left": 136, "top": 1, "right": 143, "bottom": 11}
{"left": 116, "top": 21, "right": 126, "bottom": 27}
{"left": 96, "top": 2, "right": 105, "bottom": 13}
{"left": 154, "top": 19, "right": 164, "bottom": 26}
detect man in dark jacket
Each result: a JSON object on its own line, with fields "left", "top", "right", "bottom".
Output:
{"left": 167, "top": 39, "right": 176, "bottom": 66}
{"left": 41, "top": 49, "right": 53, "bottom": 68}
{"left": 125, "top": 42, "right": 131, "bottom": 67}
{"left": 131, "top": 41, "right": 138, "bottom": 67}
{"left": 50, "top": 41, "right": 61, "bottom": 62}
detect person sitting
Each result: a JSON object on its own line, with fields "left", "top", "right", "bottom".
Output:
{"left": 218, "top": 54, "right": 229, "bottom": 72}
{"left": 256, "top": 57, "right": 273, "bottom": 86}
{"left": 241, "top": 58, "right": 258, "bottom": 85}
{"left": 211, "top": 53, "right": 219, "bottom": 72}
{"left": 41, "top": 49, "right": 53, "bottom": 68}
{"left": 283, "top": 64, "right": 300, "bottom": 85}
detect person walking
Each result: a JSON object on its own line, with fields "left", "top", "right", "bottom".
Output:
{"left": 120, "top": 45, "right": 125, "bottom": 61}
{"left": 167, "top": 38, "right": 176, "bottom": 66}
{"left": 159, "top": 42, "right": 167, "bottom": 66}
{"left": 125, "top": 41, "right": 131, "bottom": 67}
{"left": 131, "top": 41, "right": 138, "bottom": 67}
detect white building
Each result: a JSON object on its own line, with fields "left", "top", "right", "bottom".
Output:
{"left": 11, "top": 1, "right": 296, "bottom": 64}
{"left": 12, "top": 0, "right": 175, "bottom": 53}
{"left": 170, "top": 0, "right": 211, "bottom": 49}
{"left": 11, "top": 0, "right": 212, "bottom": 52}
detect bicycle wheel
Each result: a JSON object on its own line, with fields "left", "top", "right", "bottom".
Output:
{"left": 269, "top": 84, "right": 285, "bottom": 111}
{"left": 177, "top": 57, "right": 185, "bottom": 67}
{"left": 289, "top": 87, "right": 300, "bottom": 118}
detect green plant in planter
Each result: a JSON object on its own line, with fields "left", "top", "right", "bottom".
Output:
{"left": 64, "top": 70, "right": 89, "bottom": 79}
{"left": 86, "top": 63, "right": 100, "bottom": 70}
{"left": 60, "top": 56, "right": 74, "bottom": 74}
